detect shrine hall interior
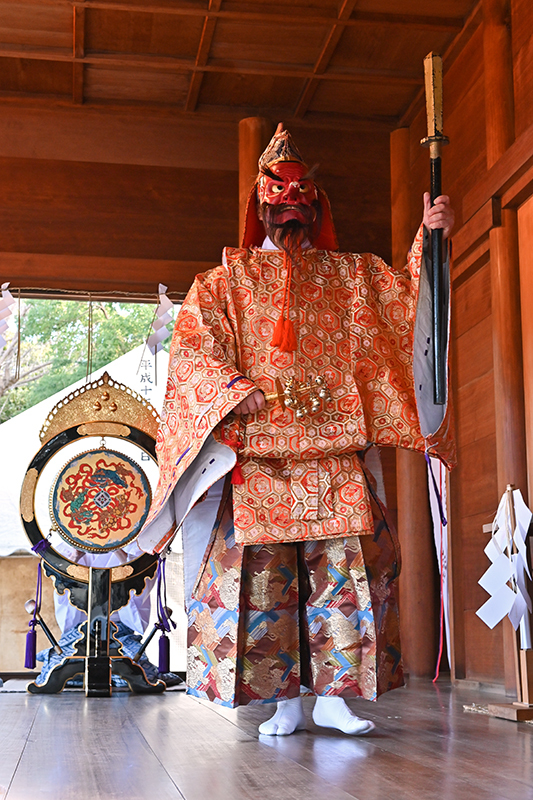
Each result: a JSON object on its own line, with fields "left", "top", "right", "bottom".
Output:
{"left": 2, "top": 0, "right": 533, "bottom": 725}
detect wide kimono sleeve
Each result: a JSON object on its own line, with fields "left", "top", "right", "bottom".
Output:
{"left": 353, "top": 224, "right": 455, "bottom": 468}
{"left": 138, "top": 264, "right": 258, "bottom": 554}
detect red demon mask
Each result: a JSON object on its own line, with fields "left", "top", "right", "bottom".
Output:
{"left": 241, "top": 125, "right": 338, "bottom": 250}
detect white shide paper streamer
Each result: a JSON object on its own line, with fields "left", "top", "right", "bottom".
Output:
{"left": 147, "top": 284, "right": 174, "bottom": 355}
{"left": 0, "top": 282, "right": 15, "bottom": 348}
{"left": 476, "top": 488, "right": 532, "bottom": 649}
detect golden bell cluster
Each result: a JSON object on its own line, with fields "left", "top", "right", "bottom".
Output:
{"left": 264, "top": 375, "right": 332, "bottom": 419}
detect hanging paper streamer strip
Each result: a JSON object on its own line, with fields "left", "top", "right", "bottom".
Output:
{"left": 476, "top": 487, "right": 533, "bottom": 649}
{"left": 147, "top": 284, "right": 174, "bottom": 355}
{"left": 0, "top": 282, "right": 15, "bottom": 348}
{"left": 426, "top": 454, "right": 449, "bottom": 683}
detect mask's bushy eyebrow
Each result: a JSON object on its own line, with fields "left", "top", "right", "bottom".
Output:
{"left": 261, "top": 167, "right": 280, "bottom": 181}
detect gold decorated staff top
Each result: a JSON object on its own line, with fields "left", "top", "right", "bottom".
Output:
{"left": 421, "top": 52, "right": 449, "bottom": 158}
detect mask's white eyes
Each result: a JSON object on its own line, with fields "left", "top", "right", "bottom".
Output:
{"left": 270, "top": 184, "right": 284, "bottom": 194}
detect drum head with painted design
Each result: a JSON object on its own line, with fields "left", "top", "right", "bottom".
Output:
{"left": 50, "top": 448, "right": 151, "bottom": 553}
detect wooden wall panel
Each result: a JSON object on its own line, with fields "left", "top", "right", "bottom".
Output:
{"left": 464, "top": 609, "right": 505, "bottom": 681}
{"left": 456, "top": 372, "right": 495, "bottom": 446}
{"left": 0, "top": 157, "right": 238, "bottom": 263}
{"left": 454, "top": 434, "right": 498, "bottom": 521}
{"left": 449, "top": 263, "right": 502, "bottom": 682}
{"left": 453, "top": 257, "right": 492, "bottom": 337}
{"left": 511, "top": 0, "right": 533, "bottom": 139}
{"left": 0, "top": 107, "right": 238, "bottom": 169}
{"left": 454, "top": 315, "right": 493, "bottom": 389}
{"left": 0, "top": 106, "right": 391, "bottom": 295}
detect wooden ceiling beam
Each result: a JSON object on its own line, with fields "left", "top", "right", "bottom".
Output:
{"left": 76, "top": 2, "right": 464, "bottom": 31}
{"left": 185, "top": 0, "right": 222, "bottom": 114}
{"left": 0, "top": 92, "right": 399, "bottom": 130}
{"left": 294, "top": 0, "right": 357, "bottom": 119}
{"left": 11, "top": 0, "right": 464, "bottom": 31}
{"left": 0, "top": 46, "right": 422, "bottom": 86}
{"left": 72, "top": 1, "right": 85, "bottom": 105}
{"left": 350, "top": 11, "right": 462, "bottom": 31}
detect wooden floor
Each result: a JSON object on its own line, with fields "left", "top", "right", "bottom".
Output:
{"left": 1, "top": 679, "right": 533, "bottom": 800}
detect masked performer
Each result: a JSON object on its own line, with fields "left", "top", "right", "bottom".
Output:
{"left": 139, "top": 125, "right": 455, "bottom": 735}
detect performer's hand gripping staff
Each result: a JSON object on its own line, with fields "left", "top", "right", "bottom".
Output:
{"left": 421, "top": 52, "right": 454, "bottom": 405}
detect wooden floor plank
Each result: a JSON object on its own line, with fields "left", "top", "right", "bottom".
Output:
{"left": 203, "top": 682, "right": 533, "bottom": 800}
{"left": 129, "top": 694, "right": 358, "bottom": 800}
{"left": 0, "top": 695, "right": 41, "bottom": 800}
{"left": 2, "top": 680, "right": 533, "bottom": 800}
{"left": 4, "top": 695, "right": 185, "bottom": 800}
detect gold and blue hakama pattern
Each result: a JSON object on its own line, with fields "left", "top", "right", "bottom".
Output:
{"left": 186, "top": 488, "right": 403, "bottom": 707}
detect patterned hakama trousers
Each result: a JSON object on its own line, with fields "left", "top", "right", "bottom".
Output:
{"left": 186, "top": 490, "right": 404, "bottom": 707}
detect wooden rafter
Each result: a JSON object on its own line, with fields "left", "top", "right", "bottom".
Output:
{"left": 72, "top": 0, "right": 85, "bottom": 104}
{"left": 185, "top": 0, "right": 222, "bottom": 114}
{"left": 0, "top": 45, "right": 422, "bottom": 86}
{"left": 294, "top": 0, "right": 357, "bottom": 119}
{"left": 65, "top": 2, "right": 464, "bottom": 32}
{"left": 7, "top": 0, "right": 465, "bottom": 31}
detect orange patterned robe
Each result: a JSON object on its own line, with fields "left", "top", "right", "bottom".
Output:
{"left": 142, "top": 225, "right": 454, "bottom": 554}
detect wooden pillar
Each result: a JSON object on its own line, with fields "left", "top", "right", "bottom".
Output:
{"left": 391, "top": 127, "right": 439, "bottom": 677}
{"left": 483, "top": 0, "right": 515, "bottom": 167}
{"left": 483, "top": 0, "right": 526, "bottom": 497}
{"left": 483, "top": 0, "right": 527, "bottom": 694}
{"left": 238, "top": 117, "right": 270, "bottom": 244}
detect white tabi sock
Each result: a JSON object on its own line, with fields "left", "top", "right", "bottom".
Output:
{"left": 258, "top": 696, "right": 306, "bottom": 736}
{"left": 312, "top": 696, "right": 375, "bottom": 735}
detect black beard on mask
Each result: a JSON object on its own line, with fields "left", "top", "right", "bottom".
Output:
{"left": 259, "top": 200, "right": 322, "bottom": 257}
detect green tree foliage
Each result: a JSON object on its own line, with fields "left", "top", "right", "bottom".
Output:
{"left": 0, "top": 299, "right": 162, "bottom": 422}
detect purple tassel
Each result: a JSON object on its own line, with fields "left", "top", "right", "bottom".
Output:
{"left": 32, "top": 539, "right": 50, "bottom": 554}
{"left": 24, "top": 560, "right": 43, "bottom": 669}
{"left": 25, "top": 626, "right": 37, "bottom": 669}
{"left": 158, "top": 632, "right": 170, "bottom": 674}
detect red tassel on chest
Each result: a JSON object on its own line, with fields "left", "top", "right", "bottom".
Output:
{"left": 271, "top": 251, "right": 297, "bottom": 353}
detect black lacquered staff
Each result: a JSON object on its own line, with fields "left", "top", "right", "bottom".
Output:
{"left": 421, "top": 52, "right": 449, "bottom": 405}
